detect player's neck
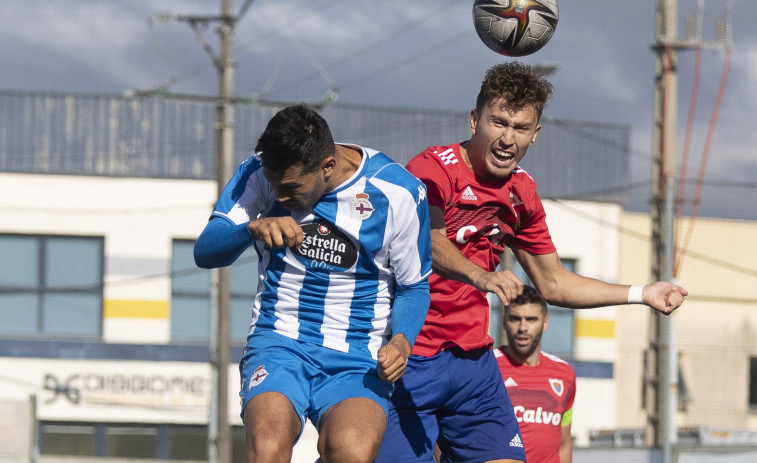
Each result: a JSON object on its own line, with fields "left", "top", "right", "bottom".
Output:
{"left": 504, "top": 346, "right": 541, "bottom": 367}
{"left": 329, "top": 144, "right": 363, "bottom": 190}
{"left": 458, "top": 141, "right": 473, "bottom": 170}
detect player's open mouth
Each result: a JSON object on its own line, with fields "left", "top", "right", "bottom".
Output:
{"left": 514, "top": 336, "right": 531, "bottom": 346}
{"left": 492, "top": 149, "right": 514, "bottom": 165}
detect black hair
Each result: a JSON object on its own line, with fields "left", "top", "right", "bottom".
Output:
{"left": 255, "top": 104, "right": 335, "bottom": 175}
{"left": 504, "top": 285, "right": 548, "bottom": 316}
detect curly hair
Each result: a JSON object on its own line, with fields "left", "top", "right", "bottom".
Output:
{"left": 255, "top": 104, "right": 335, "bottom": 175}
{"left": 475, "top": 62, "right": 554, "bottom": 120}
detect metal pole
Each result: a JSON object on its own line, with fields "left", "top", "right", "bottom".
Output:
{"left": 210, "top": 1, "right": 235, "bottom": 462}
{"left": 661, "top": 177, "right": 678, "bottom": 463}
{"left": 650, "top": 1, "right": 678, "bottom": 461}
{"left": 29, "top": 394, "right": 38, "bottom": 463}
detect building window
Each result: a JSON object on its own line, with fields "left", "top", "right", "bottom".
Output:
{"left": 0, "top": 234, "right": 103, "bottom": 337}
{"left": 169, "top": 426, "right": 208, "bottom": 460}
{"left": 501, "top": 258, "right": 576, "bottom": 358}
{"left": 105, "top": 426, "right": 158, "bottom": 459}
{"left": 40, "top": 424, "right": 97, "bottom": 456}
{"left": 40, "top": 422, "right": 243, "bottom": 460}
{"left": 170, "top": 239, "right": 258, "bottom": 343}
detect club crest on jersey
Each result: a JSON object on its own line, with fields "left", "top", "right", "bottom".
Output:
{"left": 350, "top": 193, "right": 374, "bottom": 220}
{"left": 249, "top": 365, "right": 269, "bottom": 389}
{"left": 549, "top": 378, "right": 564, "bottom": 396}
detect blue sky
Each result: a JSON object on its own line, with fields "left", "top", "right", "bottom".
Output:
{"left": 2, "top": 0, "right": 756, "bottom": 219}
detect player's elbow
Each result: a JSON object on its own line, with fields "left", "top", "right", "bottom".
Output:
{"left": 530, "top": 280, "right": 560, "bottom": 306}
{"left": 193, "top": 244, "right": 216, "bottom": 269}
{"left": 193, "top": 232, "right": 224, "bottom": 269}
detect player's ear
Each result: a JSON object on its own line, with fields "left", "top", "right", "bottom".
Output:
{"left": 469, "top": 108, "right": 478, "bottom": 134}
{"left": 543, "top": 313, "right": 549, "bottom": 332}
{"left": 530, "top": 124, "right": 542, "bottom": 145}
{"left": 321, "top": 156, "right": 336, "bottom": 176}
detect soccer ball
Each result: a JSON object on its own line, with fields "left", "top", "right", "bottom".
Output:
{"left": 472, "top": 0, "right": 559, "bottom": 57}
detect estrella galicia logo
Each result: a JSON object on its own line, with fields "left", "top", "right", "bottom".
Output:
{"left": 293, "top": 222, "right": 358, "bottom": 271}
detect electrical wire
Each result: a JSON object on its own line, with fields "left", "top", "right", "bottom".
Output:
{"left": 264, "top": 0, "right": 460, "bottom": 98}
{"left": 676, "top": 45, "right": 701, "bottom": 232}
{"left": 675, "top": 17, "right": 733, "bottom": 276}
{"left": 551, "top": 198, "right": 757, "bottom": 281}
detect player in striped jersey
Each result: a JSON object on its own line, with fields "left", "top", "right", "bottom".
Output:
{"left": 194, "top": 105, "right": 432, "bottom": 463}
{"left": 496, "top": 285, "right": 576, "bottom": 463}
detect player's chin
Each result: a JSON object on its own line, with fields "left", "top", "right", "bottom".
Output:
{"left": 514, "top": 345, "right": 535, "bottom": 356}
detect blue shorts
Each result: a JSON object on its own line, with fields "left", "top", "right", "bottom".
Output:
{"left": 375, "top": 347, "right": 525, "bottom": 463}
{"left": 239, "top": 332, "right": 392, "bottom": 437}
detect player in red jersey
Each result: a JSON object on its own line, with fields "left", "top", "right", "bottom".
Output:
{"left": 376, "top": 61, "right": 687, "bottom": 463}
{"left": 496, "top": 285, "right": 576, "bottom": 463}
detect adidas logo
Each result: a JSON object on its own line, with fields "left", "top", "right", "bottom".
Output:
{"left": 504, "top": 377, "right": 519, "bottom": 387}
{"left": 509, "top": 434, "right": 524, "bottom": 448}
{"left": 462, "top": 186, "right": 478, "bottom": 201}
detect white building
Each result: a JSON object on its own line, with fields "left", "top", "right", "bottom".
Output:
{"left": 11, "top": 91, "right": 753, "bottom": 462}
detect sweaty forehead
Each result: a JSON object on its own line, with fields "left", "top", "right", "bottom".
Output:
{"left": 486, "top": 99, "right": 537, "bottom": 120}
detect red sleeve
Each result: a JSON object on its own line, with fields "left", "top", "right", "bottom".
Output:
{"left": 566, "top": 367, "right": 577, "bottom": 410}
{"left": 406, "top": 149, "right": 451, "bottom": 211}
{"left": 507, "top": 176, "right": 556, "bottom": 255}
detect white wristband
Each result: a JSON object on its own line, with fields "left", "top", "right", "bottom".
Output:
{"left": 628, "top": 285, "right": 644, "bottom": 304}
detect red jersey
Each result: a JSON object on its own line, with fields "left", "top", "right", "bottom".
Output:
{"left": 406, "top": 144, "right": 556, "bottom": 356}
{"left": 495, "top": 348, "right": 576, "bottom": 463}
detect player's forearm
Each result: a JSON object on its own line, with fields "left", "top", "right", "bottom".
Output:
{"left": 429, "top": 231, "right": 487, "bottom": 286}
{"left": 194, "top": 217, "right": 254, "bottom": 268}
{"left": 536, "top": 270, "right": 637, "bottom": 309}
{"left": 560, "top": 424, "right": 573, "bottom": 463}
{"left": 517, "top": 249, "right": 640, "bottom": 308}
{"left": 391, "top": 278, "right": 430, "bottom": 346}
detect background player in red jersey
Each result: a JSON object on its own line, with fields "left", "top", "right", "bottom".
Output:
{"left": 376, "top": 61, "right": 688, "bottom": 463}
{"left": 496, "top": 285, "right": 576, "bottom": 463}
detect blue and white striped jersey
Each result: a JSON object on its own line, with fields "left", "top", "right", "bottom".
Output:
{"left": 212, "top": 145, "right": 432, "bottom": 360}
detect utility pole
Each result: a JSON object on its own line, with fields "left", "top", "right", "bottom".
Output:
{"left": 163, "top": 2, "right": 254, "bottom": 462}
{"left": 210, "top": 3, "right": 234, "bottom": 462}
{"left": 647, "top": 3, "right": 678, "bottom": 461}
{"left": 647, "top": 1, "right": 728, "bottom": 461}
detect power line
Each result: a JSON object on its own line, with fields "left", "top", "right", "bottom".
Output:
{"left": 549, "top": 198, "right": 757, "bottom": 280}
{"left": 264, "top": 0, "right": 460, "bottom": 98}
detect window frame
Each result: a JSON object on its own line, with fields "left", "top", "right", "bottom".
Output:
{"left": 170, "top": 238, "right": 258, "bottom": 344}
{"left": 0, "top": 233, "right": 104, "bottom": 339}
{"left": 749, "top": 356, "right": 757, "bottom": 413}
{"left": 39, "top": 421, "right": 245, "bottom": 460}
{"left": 492, "top": 254, "right": 577, "bottom": 358}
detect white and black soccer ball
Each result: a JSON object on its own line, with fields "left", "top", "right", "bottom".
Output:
{"left": 472, "top": 0, "right": 559, "bottom": 57}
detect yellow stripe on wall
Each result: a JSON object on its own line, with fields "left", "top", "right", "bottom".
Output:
{"left": 104, "top": 300, "right": 169, "bottom": 319}
{"left": 574, "top": 318, "right": 615, "bottom": 338}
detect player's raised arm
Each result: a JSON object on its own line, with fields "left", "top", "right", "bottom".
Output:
{"left": 512, "top": 247, "right": 687, "bottom": 314}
